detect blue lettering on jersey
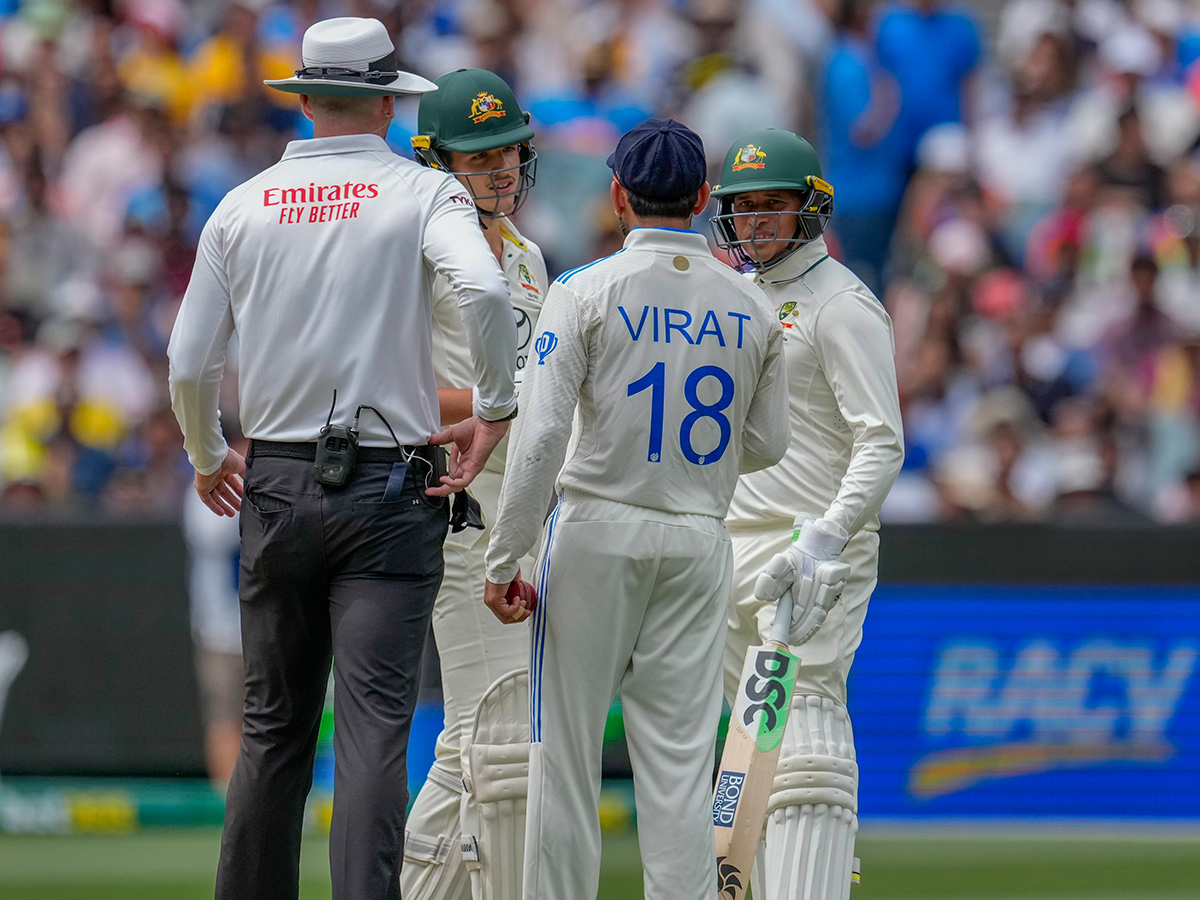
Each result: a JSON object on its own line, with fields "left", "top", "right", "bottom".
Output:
{"left": 535, "top": 332, "right": 558, "bottom": 365}
{"left": 696, "top": 310, "right": 726, "bottom": 347}
{"left": 728, "top": 312, "right": 749, "bottom": 349}
{"left": 618, "top": 305, "right": 650, "bottom": 341}
{"left": 663, "top": 308, "right": 694, "bottom": 344}
{"left": 616, "top": 306, "right": 751, "bottom": 349}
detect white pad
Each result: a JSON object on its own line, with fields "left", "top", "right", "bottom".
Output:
{"left": 401, "top": 763, "right": 471, "bottom": 900}
{"left": 461, "top": 667, "right": 530, "bottom": 900}
{"left": 756, "top": 695, "right": 859, "bottom": 900}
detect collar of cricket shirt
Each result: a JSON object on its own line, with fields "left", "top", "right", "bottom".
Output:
{"left": 622, "top": 226, "right": 711, "bottom": 255}
{"left": 756, "top": 235, "right": 830, "bottom": 287}
{"left": 281, "top": 133, "right": 393, "bottom": 159}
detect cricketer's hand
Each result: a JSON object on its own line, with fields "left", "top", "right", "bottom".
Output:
{"left": 485, "top": 570, "right": 536, "bottom": 624}
{"left": 754, "top": 517, "right": 850, "bottom": 646}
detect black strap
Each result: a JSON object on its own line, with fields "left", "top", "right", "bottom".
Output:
{"left": 251, "top": 440, "right": 418, "bottom": 464}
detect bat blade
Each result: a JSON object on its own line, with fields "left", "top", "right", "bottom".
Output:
{"left": 713, "top": 638, "right": 799, "bottom": 899}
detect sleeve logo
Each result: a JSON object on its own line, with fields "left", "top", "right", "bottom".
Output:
{"left": 534, "top": 331, "right": 558, "bottom": 365}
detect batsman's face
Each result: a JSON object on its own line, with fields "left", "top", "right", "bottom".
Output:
{"left": 447, "top": 145, "right": 524, "bottom": 216}
{"left": 731, "top": 190, "right": 804, "bottom": 265}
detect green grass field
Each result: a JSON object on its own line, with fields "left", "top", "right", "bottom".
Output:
{"left": 1, "top": 827, "right": 1198, "bottom": 899}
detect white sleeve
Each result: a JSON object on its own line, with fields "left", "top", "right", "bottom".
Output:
{"left": 423, "top": 178, "right": 517, "bottom": 421}
{"left": 168, "top": 213, "right": 235, "bottom": 476}
{"left": 485, "top": 281, "right": 591, "bottom": 583}
{"left": 739, "top": 319, "right": 791, "bottom": 474}
{"left": 813, "top": 291, "right": 905, "bottom": 536}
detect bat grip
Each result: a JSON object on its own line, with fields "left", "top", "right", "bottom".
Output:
{"left": 768, "top": 585, "right": 795, "bottom": 645}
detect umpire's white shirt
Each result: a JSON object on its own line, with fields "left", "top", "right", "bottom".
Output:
{"left": 727, "top": 236, "right": 904, "bottom": 537}
{"left": 168, "top": 134, "right": 517, "bottom": 475}
{"left": 486, "top": 226, "right": 791, "bottom": 583}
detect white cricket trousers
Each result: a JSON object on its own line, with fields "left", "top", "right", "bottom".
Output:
{"left": 723, "top": 525, "right": 879, "bottom": 707}
{"left": 428, "top": 470, "right": 531, "bottom": 783}
{"left": 525, "top": 490, "right": 732, "bottom": 900}
{"left": 403, "top": 469, "right": 531, "bottom": 899}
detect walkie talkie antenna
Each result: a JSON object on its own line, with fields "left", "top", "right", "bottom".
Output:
{"left": 324, "top": 389, "right": 338, "bottom": 431}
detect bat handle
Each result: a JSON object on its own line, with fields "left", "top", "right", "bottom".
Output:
{"left": 767, "top": 585, "right": 795, "bottom": 646}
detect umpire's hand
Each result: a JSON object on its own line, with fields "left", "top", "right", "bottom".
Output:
{"left": 427, "top": 416, "right": 510, "bottom": 496}
{"left": 195, "top": 447, "right": 246, "bottom": 517}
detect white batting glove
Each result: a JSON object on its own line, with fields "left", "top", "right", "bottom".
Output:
{"left": 754, "top": 517, "right": 851, "bottom": 646}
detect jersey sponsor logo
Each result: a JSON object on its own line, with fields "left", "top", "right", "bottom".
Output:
{"left": 514, "top": 308, "right": 534, "bottom": 371}
{"left": 263, "top": 182, "right": 379, "bottom": 206}
{"left": 913, "top": 637, "right": 1198, "bottom": 799}
{"left": 265, "top": 182, "right": 379, "bottom": 226}
{"left": 740, "top": 648, "right": 799, "bottom": 753}
{"left": 712, "top": 770, "right": 746, "bottom": 827}
{"left": 534, "top": 331, "right": 557, "bottom": 364}
{"left": 470, "top": 91, "right": 506, "bottom": 124}
{"left": 617, "top": 305, "right": 751, "bottom": 349}
{"left": 449, "top": 194, "right": 475, "bottom": 206}
{"left": 732, "top": 144, "right": 767, "bottom": 171}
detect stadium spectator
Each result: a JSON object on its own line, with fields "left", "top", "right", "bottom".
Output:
{"left": 0, "top": 0, "right": 1196, "bottom": 522}
{"left": 875, "top": 0, "right": 983, "bottom": 165}
{"left": 821, "top": 0, "right": 905, "bottom": 292}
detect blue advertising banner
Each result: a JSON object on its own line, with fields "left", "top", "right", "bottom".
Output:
{"left": 852, "top": 585, "right": 1200, "bottom": 819}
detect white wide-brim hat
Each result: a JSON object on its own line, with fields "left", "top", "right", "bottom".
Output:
{"left": 265, "top": 17, "right": 437, "bottom": 97}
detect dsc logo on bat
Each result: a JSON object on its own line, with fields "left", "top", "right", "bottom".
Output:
{"left": 741, "top": 649, "right": 798, "bottom": 752}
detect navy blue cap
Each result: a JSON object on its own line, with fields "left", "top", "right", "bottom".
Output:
{"left": 606, "top": 118, "right": 706, "bottom": 201}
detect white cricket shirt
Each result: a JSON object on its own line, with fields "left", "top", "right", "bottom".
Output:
{"left": 727, "top": 236, "right": 904, "bottom": 537}
{"left": 431, "top": 217, "right": 547, "bottom": 475}
{"left": 168, "top": 134, "right": 517, "bottom": 475}
{"left": 486, "top": 227, "right": 791, "bottom": 584}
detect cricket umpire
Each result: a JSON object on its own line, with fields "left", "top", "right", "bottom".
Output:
{"left": 166, "top": 18, "right": 518, "bottom": 900}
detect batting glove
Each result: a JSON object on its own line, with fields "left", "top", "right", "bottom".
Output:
{"left": 754, "top": 517, "right": 851, "bottom": 646}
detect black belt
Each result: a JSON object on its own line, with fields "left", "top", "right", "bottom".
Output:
{"left": 250, "top": 440, "right": 439, "bottom": 465}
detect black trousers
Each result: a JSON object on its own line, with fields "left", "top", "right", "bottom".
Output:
{"left": 214, "top": 453, "right": 448, "bottom": 900}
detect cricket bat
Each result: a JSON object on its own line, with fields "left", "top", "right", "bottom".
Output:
{"left": 713, "top": 586, "right": 799, "bottom": 900}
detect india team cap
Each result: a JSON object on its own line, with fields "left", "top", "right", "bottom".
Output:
{"left": 264, "top": 17, "right": 437, "bottom": 97}
{"left": 606, "top": 118, "right": 707, "bottom": 200}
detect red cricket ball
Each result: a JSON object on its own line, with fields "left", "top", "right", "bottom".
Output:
{"left": 505, "top": 579, "right": 538, "bottom": 614}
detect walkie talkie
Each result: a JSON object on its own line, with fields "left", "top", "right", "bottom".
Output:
{"left": 315, "top": 391, "right": 357, "bottom": 487}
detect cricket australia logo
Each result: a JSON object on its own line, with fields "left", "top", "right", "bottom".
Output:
{"left": 712, "top": 770, "right": 746, "bottom": 827}
{"left": 732, "top": 144, "right": 767, "bottom": 171}
{"left": 518, "top": 263, "right": 539, "bottom": 292}
{"left": 716, "top": 856, "right": 746, "bottom": 899}
{"left": 470, "top": 92, "right": 505, "bottom": 124}
{"left": 742, "top": 649, "right": 798, "bottom": 752}
{"left": 535, "top": 331, "right": 557, "bottom": 365}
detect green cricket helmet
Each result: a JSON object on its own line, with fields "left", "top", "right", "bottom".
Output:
{"left": 710, "top": 128, "right": 833, "bottom": 271}
{"left": 412, "top": 68, "right": 537, "bottom": 217}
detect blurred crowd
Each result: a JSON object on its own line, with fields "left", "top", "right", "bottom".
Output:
{"left": 0, "top": 0, "right": 1198, "bottom": 523}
